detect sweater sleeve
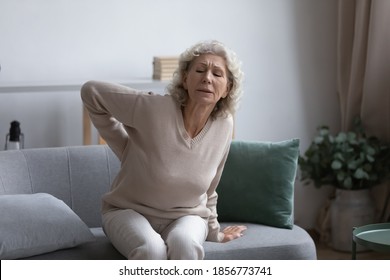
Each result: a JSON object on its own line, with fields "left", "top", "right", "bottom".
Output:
{"left": 206, "top": 136, "right": 232, "bottom": 242}
{"left": 80, "top": 80, "right": 141, "bottom": 159}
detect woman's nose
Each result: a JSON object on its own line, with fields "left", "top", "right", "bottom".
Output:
{"left": 202, "top": 71, "right": 212, "bottom": 83}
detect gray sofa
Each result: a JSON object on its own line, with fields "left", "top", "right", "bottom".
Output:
{"left": 0, "top": 145, "right": 316, "bottom": 260}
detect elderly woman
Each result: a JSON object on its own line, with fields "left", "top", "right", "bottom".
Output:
{"left": 81, "top": 40, "right": 246, "bottom": 260}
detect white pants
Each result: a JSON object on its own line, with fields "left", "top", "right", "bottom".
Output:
{"left": 102, "top": 209, "right": 208, "bottom": 260}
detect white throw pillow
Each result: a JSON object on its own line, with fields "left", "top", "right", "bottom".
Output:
{"left": 0, "top": 193, "right": 95, "bottom": 259}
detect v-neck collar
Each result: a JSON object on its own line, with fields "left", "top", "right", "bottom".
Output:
{"left": 176, "top": 105, "right": 212, "bottom": 149}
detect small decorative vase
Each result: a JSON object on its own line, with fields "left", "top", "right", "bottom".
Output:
{"left": 330, "top": 188, "right": 375, "bottom": 252}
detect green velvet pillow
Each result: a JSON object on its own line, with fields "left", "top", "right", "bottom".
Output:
{"left": 217, "top": 139, "right": 299, "bottom": 229}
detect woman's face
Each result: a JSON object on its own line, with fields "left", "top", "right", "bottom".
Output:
{"left": 183, "top": 54, "right": 231, "bottom": 108}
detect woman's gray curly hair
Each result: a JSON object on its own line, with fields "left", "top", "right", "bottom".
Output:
{"left": 167, "top": 40, "right": 244, "bottom": 119}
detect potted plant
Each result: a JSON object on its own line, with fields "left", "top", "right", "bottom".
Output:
{"left": 299, "top": 117, "right": 390, "bottom": 190}
{"left": 298, "top": 117, "right": 390, "bottom": 251}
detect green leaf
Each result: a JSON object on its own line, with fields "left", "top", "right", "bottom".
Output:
{"left": 366, "top": 154, "right": 375, "bottom": 162}
{"left": 331, "top": 160, "right": 342, "bottom": 170}
{"left": 366, "top": 146, "right": 376, "bottom": 155}
{"left": 314, "top": 136, "right": 323, "bottom": 144}
{"left": 335, "top": 132, "right": 347, "bottom": 143}
{"left": 319, "top": 127, "right": 329, "bottom": 136}
{"left": 347, "top": 132, "right": 357, "bottom": 141}
{"left": 334, "top": 152, "right": 345, "bottom": 161}
{"left": 354, "top": 168, "right": 369, "bottom": 179}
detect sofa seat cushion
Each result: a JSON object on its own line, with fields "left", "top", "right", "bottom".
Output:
{"left": 22, "top": 224, "right": 316, "bottom": 260}
{"left": 21, "top": 228, "right": 125, "bottom": 260}
{"left": 205, "top": 223, "right": 317, "bottom": 259}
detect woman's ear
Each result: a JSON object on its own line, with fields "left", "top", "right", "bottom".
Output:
{"left": 223, "top": 81, "right": 232, "bottom": 98}
{"left": 182, "top": 72, "right": 188, "bottom": 90}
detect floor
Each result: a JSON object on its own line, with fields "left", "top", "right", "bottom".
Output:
{"left": 315, "top": 241, "right": 390, "bottom": 260}
{"left": 310, "top": 230, "right": 390, "bottom": 260}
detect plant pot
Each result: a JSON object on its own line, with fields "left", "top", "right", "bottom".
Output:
{"left": 330, "top": 188, "right": 375, "bottom": 252}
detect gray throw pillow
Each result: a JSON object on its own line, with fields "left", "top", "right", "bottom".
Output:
{"left": 0, "top": 193, "right": 95, "bottom": 259}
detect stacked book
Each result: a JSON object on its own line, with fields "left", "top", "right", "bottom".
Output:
{"left": 152, "top": 56, "right": 179, "bottom": 81}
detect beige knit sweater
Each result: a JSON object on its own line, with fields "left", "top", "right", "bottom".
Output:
{"left": 81, "top": 81, "right": 233, "bottom": 242}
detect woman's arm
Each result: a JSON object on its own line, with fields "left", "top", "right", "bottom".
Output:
{"left": 205, "top": 121, "right": 246, "bottom": 243}
{"left": 207, "top": 158, "right": 247, "bottom": 242}
{"left": 80, "top": 80, "right": 141, "bottom": 159}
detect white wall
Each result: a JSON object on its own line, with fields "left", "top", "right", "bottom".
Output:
{"left": 0, "top": 0, "right": 339, "bottom": 229}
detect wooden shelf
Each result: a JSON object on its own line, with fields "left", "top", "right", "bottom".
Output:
{"left": 0, "top": 79, "right": 168, "bottom": 94}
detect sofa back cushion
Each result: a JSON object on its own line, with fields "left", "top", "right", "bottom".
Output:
{"left": 0, "top": 139, "right": 299, "bottom": 230}
{"left": 0, "top": 145, "right": 120, "bottom": 227}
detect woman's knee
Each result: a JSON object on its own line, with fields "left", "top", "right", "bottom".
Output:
{"left": 102, "top": 209, "right": 168, "bottom": 260}
{"left": 166, "top": 233, "right": 204, "bottom": 260}
{"left": 127, "top": 239, "right": 167, "bottom": 260}
{"left": 165, "top": 216, "right": 207, "bottom": 260}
